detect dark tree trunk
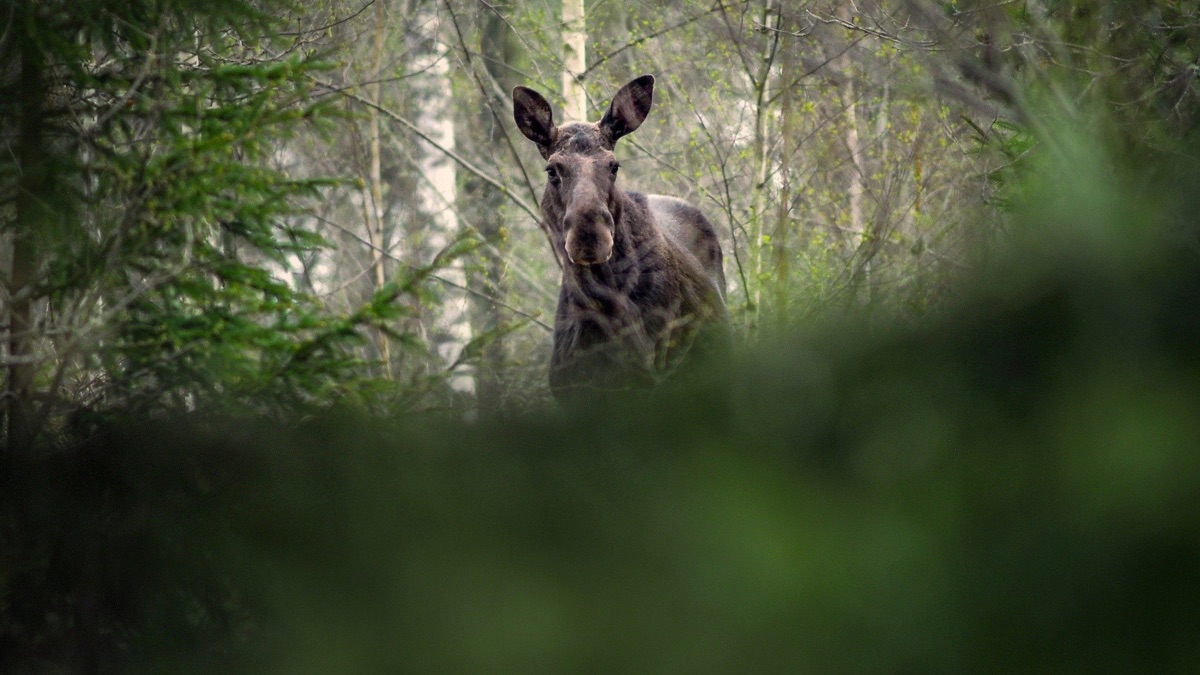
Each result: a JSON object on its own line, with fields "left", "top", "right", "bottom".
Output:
{"left": 464, "top": 3, "right": 518, "bottom": 413}
{"left": 6, "top": 17, "right": 47, "bottom": 455}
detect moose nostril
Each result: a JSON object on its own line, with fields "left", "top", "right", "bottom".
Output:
{"left": 571, "top": 251, "right": 611, "bottom": 266}
{"left": 563, "top": 208, "right": 614, "bottom": 267}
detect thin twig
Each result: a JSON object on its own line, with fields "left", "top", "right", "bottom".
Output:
{"left": 314, "top": 214, "right": 552, "bottom": 331}
{"left": 277, "top": 0, "right": 375, "bottom": 37}
{"left": 442, "top": 0, "right": 558, "bottom": 268}
{"left": 311, "top": 78, "right": 553, "bottom": 250}
{"left": 580, "top": 1, "right": 733, "bottom": 80}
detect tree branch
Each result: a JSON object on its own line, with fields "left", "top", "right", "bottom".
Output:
{"left": 581, "top": 2, "right": 732, "bottom": 81}
{"left": 311, "top": 78, "right": 547, "bottom": 232}
{"left": 313, "top": 214, "right": 552, "bottom": 331}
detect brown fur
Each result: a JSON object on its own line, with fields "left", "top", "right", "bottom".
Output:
{"left": 513, "top": 76, "right": 730, "bottom": 402}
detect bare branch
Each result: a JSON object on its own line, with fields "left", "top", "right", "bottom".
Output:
{"left": 580, "top": 2, "right": 734, "bottom": 81}
{"left": 312, "top": 78, "right": 548, "bottom": 237}
{"left": 313, "top": 214, "right": 552, "bottom": 331}
{"left": 277, "top": 0, "right": 376, "bottom": 37}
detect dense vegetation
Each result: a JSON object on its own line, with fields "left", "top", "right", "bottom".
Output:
{"left": 2, "top": 0, "right": 1199, "bottom": 670}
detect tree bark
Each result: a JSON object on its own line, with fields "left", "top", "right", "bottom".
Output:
{"left": 834, "top": 5, "right": 869, "bottom": 308}
{"left": 368, "top": 0, "right": 393, "bottom": 379}
{"left": 6, "top": 18, "right": 47, "bottom": 454}
{"left": 562, "top": 0, "right": 587, "bottom": 121}
{"left": 747, "top": 0, "right": 781, "bottom": 329}
{"left": 463, "top": 3, "right": 518, "bottom": 414}
{"left": 771, "top": 10, "right": 796, "bottom": 321}
{"left": 845, "top": 90, "right": 864, "bottom": 250}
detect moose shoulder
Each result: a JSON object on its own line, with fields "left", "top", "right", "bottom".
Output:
{"left": 512, "top": 75, "right": 730, "bottom": 402}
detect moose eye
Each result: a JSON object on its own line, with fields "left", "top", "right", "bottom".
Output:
{"left": 610, "top": 162, "right": 620, "bottom": 176}
{"left": 545, "top": 166, "right": 560, "bottom": 183}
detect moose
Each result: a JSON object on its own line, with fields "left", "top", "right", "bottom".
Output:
{"left": 512, "top": 75, "right": 730, "bottom": 402}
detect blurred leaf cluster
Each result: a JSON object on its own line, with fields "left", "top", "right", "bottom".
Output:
{"left": 2, "top": 1, "right": 1200, "bottom": 671}
{"left": 4, "top": 121, "right": 1200, "bottom": 670}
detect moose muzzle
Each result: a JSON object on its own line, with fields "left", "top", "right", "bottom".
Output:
{"left": 563, "top": 209, "right": 615, "bottom": 266}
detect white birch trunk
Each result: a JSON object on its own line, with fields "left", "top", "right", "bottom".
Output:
{"left": 838, "top": 6, "right": 865, "bottom": 252}
{"left": 772, "top": 16, "right": 796, "bottom": 318}
{"left": 562, "top": 0, "right": 587, "bottom": 121}
{"left": 368, "top": 0, "right": 393, "bottom": 378}
{"left": 845, "top": 79, "right": 864, "bottom": 250}
{"left": 413, "top": 9, "right": 471, "bottom": 393}
{"left": 749, "top": 0, "right": 779, "bottom": 327}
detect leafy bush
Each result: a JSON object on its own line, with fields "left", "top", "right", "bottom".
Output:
{"left": 4, "top": 127, "right": 1199, "bottom": 671}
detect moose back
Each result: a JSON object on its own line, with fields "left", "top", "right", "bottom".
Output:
{"left": 513, "top": 75, "right": 730, "bottom": 402}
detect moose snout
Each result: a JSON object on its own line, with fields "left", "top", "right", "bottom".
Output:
{"left": 563, "top": 210, "right": 615, "bottom": 266}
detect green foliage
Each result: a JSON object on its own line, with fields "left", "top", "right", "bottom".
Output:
{"left": 4, "top": 133, "right": 1199, "bottom": 669}
{"left": 3, "top": 2, "right": 1200, "bottom": 670}
{"left": 9, "top": 0, "right": 1194, "bottom": 435}
{"left": 1, "top": 0, "right": 471, "bottom": 441}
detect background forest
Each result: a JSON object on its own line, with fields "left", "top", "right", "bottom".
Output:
{"left": 1, "top": 0, "right": 1041, "bottom": 429}
{"left": 3, "top": 0, "right": 1200, "bottom": 671}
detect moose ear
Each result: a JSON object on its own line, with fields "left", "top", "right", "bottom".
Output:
{"left": 513, "top": 86, "right": 557, "bottom": 158}
{"left": 600, "top": 75, "right": 654, "bottom": 144}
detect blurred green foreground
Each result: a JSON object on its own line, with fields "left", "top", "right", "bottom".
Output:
{"left": 4, "top": 139, "right": 1200, "bottom": 674}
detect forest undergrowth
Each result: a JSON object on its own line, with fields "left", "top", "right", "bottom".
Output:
{"left": 3, "top": 1, "right": 1200, "bottom": 671}
{"left": 5, "top": 119, "right": 1200, "bottom": 671}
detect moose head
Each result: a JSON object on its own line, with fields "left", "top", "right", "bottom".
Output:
{"left": 512, "top": 75, "right": 654, "bottom": 267}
